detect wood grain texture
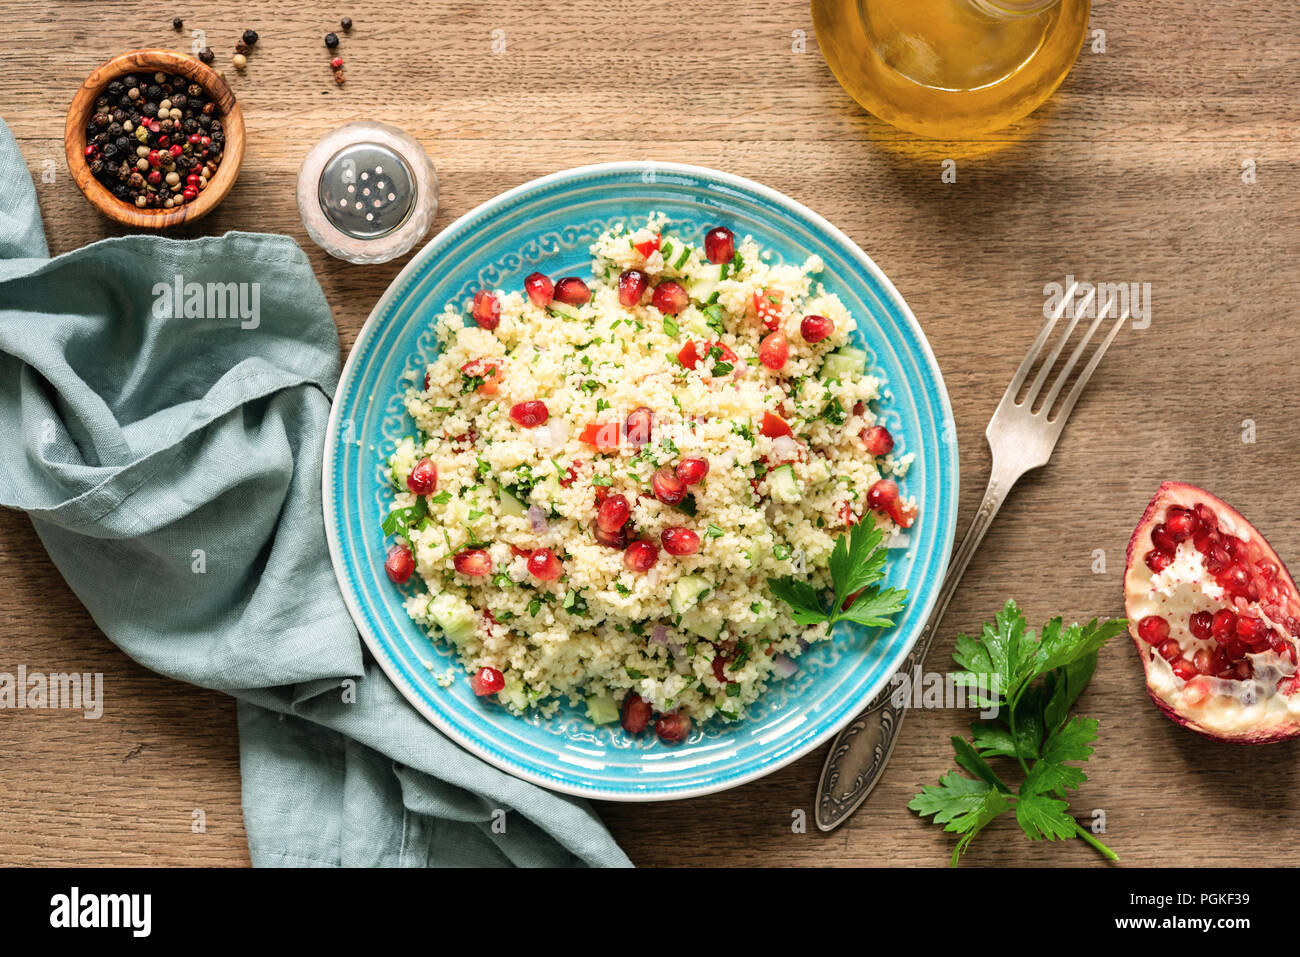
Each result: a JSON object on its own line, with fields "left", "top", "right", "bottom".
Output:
{"left": 1, "top": 0, "right": 1297, "bottom": 867}
{"left": 64, "top": 48, "right": 244, "bottom": 229}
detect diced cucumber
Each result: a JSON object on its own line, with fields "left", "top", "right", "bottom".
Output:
{"left": 683, "top": 613, "right": 723, "bottom": 641}
{"left": 548, "top": 302, "right": 581, "bottom": 321}
{"left": 669, "top": 574, "right": 712, "bottom": 615}
{"left": 769, "top": 463, "right": 801, "bottom": 503}
{"left": 500, "top": 676, "right": 529, "bottom": 711}
{"left": 429, "top": 593, "right": 477, "bottom": 646}
{"left": 585, "top": 695, "right": 620, "bottom": 725}
{"left": 687, "top": 276, "right": 721, "bottom": 305}
{"left": 499, "top": 487, "right": 527, "bottom": 518}
{"left": 819, "top": 347, "right": 867, "bottom": 382}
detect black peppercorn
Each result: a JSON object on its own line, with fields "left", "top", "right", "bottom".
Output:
{"left": 242, "top": 28, "right": 259, "bottom": 45}
{"left": 107, "top": 80, "right": 124, "bottom": 96}
{"left": 172, "top": 17, "right": 183, "bottom": 30}
{"left": 324, "top": 32, "right": 339, "bottom": 48}
{"left": 198, "top": 47, "right": 214, "bottom": 64}
{"left": 341, "top": 17, "right": 352, "bottom": 30}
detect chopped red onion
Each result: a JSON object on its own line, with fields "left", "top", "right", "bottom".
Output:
{"left": 772, "top": 653, "right": 800, "bottom": 678}
{"left": 771, "top": 435, "right": 799, "bottom": 461}
{"left": 796, "top": 638, "right": 810, "bottom": 652}
{"left": 527, "top": 505, "right": 548, "bottom": 534}
{"left": 651, "top": 624, "right": 671, "bottom": 645}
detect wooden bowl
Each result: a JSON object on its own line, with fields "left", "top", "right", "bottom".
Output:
{"left": 65, "top": 49, "right": 245, "bottom": 229}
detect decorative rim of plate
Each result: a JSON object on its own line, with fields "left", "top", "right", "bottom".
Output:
{"left": 323, "top": 161, "right": 959, "bottom": 801}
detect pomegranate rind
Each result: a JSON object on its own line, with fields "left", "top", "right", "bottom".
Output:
{"left": 1124, "top": 481, "right": 1300, "bottom": 744}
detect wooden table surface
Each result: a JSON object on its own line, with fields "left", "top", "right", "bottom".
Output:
{"left": 1, "top": 0, "right": 1297, "bottom": 867}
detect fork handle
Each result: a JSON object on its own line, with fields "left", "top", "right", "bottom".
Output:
{"left": 813, "top": 459, "right": 1023, "bottom": 832}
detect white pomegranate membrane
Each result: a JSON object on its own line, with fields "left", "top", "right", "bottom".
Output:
{"left": 1126, "top": 488, "right": 1300, "bottom": 741}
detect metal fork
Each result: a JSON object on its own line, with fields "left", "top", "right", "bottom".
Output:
{"left": 814, "top": 283, "right": 1129, "bottom": 832}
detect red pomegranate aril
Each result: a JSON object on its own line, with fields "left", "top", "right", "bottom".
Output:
{"left": 1158, "top": 638, "right": 1182, "bottom": 662}
{"left": 406, "top": 457, "right": 438, "bottom": 495}
{"left": 593, "top": 519, "right": 628, "bottom": 550}
{"left": 509, "top": 400, "right": 549, "bottom": 428}
{"left": 472, "top": 290, "right": 500, "bottom": 330}
{"left": 1193, "top": 648, "right": 1213, "bottom": 674}
{"left": 597, "top": 494, "right": 631, "bottom": 533}
{"left": 1218, "top": 564, "right": 1252, "bottom": 597}
{"left": 1166, "top": 506, "right": 1196, "bottom": 540}
{"left": 523, "top": 272, "right": 554, "bottom": 308}
{"left": 652, "top": 281, "right": 689, "bottom": 315}
{"left": 384, "top": 544, "right": 414, "bottom": 584}
{"left": 1144, "top": 549, "right": 1173, "bottom": 574}
{"left": 1189, "top": 610, "right": 1214, "bottom": 640}
{"left": 1150, "top": 523, "right": 1177, "bottom": 554}
{"left": 554, "top": 276, "right": 591, "bottom": 306}
{"left": 453, "top": 549, "right": 493, "bottom": 577}
{"left": 1193, "top": 528, "right": 1214, "bottom": 554}
{"left": 661, "top": 526, "right": 700, "bottom": 556}
{"left": 1137, "top": 615, "right": 1170, "bottom": 645}
{"left": 626, "top": 406, "right": 653, "bottom": 448}
{"left": 861, "top": 425, "right": 894, "bottom": 457}
{"left": 1205, "top": 544, "right": 1231, "bottom": 574}
{"left": 867, "top": 479, "right": 900, "bottom": 515}
{"left": 1210, "top": 645, "right": 1231, "bottom": 674}
{"left": 1210, "top": 608, "right": 1238, "bottom": 641}
{"left": 623, "top": 540, "right": 659, "bottom": 572}
{"left": 1236, "top": 615, "right": 1267, "bottom": 643}
{"left": 759, "top": 331, "right": 788, "bottom": 371}
{"left": 471, "top": 667, "right": 505, "bottom": 696}
{"left": 654, "top": 710, "right": 692, "bottom": 743}
{"left": 620, "top": 693, "right": 653, "bottom": 734}
{"left": 617, "top": 269, "right": 650, "bottom": 308}
{"left": 800, "top": 314, "right": 834, "bottom": 343}
{"left": 1171, "top": 658, "right": 1198, "bottom": 681}
{"left": 652, "top": 467, "right": 687, "bottom": 505}
{"left": 675, "top": 457, "right": 709, "bottom": 486}
{"left": 1259, "top": 559, "right": 1279, "bottom": 581}
{"left": 704, "top": 226, "right": 735, "bottom": 265}
{"left": 527, "top": 547, "right": 563, "bottom": 581}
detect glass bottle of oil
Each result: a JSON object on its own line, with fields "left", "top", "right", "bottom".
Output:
{"left": 811, "top": 0, "right": 1090, "bottom": 138}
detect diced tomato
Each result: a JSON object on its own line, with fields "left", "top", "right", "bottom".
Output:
{"left": 841, "top": 502, "right": 859, "bottom": 528}
{"left": 712, "top": 654, "right": 736, "bottom": 685}
{"left": 578, "top": 422, "right": 621, "bottom": 450}
{"left": 459, "top": 358, "right": 503, "bottom": 395}
{"left": 559, "top": 459, "right": 580, "bottom": 488}
{"left": 753, "top": 288, "right": 784, "bottom": 331}
{"left": 760, "top": 411, "right": 793, "bottom": 438}
{"left": 509, "top": 544, "right": 532, "bottom": 558}
{"left": 633, "top": 233, "right": 661, "bottom": 259}
{"left": 677, "top": 340, "right": 700, "bottom": 369}
{"left": 678, "top": 340, "right": 736, "bottom": 373}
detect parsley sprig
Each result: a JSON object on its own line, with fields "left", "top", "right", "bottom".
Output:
{"left": 766, "top": 522, "right": 908, "bottom": 630}
{"left": 908, "top": 600, "right": 1127, "bottom": 866}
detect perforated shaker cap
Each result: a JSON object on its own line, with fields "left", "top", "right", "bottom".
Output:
{"left": 317, "top": 142, "right": 416, "bottom": 239}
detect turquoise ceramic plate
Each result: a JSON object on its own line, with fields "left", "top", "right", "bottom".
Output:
{"left": 324, "top": 162, "right": 958, "bottom": 801}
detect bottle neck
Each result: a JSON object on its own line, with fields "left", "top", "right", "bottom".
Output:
{"left": 967, "top": 0, "right": 1061, "bottom": 16}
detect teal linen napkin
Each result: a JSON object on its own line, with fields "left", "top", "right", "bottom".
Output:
{"left": 0, "top": 119, "right": 629, "bottom": 868}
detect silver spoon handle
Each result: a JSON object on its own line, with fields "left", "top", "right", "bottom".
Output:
{"left": 814, "top": 459, "right": 1021, "bottom": 832}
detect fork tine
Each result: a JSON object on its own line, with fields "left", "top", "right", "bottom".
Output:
{"left": 1020, "top": 285, "right": 1096, "bottom": 409}
{"left": 1039, "top": 307, "right": 1109, "bottom": 415}
{"left": 1050, "top": 308, "right": 1128, "bottom": 424}
{"left": 1000, "top": 281, "right": 1080, "bottom": 404}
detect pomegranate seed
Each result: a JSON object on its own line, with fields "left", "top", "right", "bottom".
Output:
{"left": 1137, "top": 615, "right": 1170, "bottom": 644}
{"left": 1194, "top": 503, "right": 1218, "bottom": 530}
{"left": 661, "top": 527, "right": 701, "bottom": 556}
{"left": 405, "top": 457, "right": 438, "bottom": 495}
{"left": 509, "top": 400, "right": 549, "bottom": 428}
{"left": 453, "top": 549, "right": 492, "bottom": 577}
{"left": 472, "top": 290, "right": 500, "bottom": 330}
{"left": 1205, "top": 544, "right": 1231, "bottom": 574}
{"left": 652, "top": 467, "right": 687, "bottom": 505}
{"left": 1210, "top": 645, "right": 1230, "bottom": 674}
{"left": 675, "top": 457, "right": 709, "bottom": 485}
{"left": 1193, "top": 528, "right": 1214, "bottom": 554}
{"left": 1193, "top": 648, "right": 1213, "bottom": 673}
{"left": 654, "top": 710, "right": 692, "bottom": 743}
{"left": 471, "top": 667, "right": 504, "bottom": 696}
{"left": 800, "top": 314, "right": 834, "bottom": 343}
{"left": 861, "top": 425, "right": 894, "bottom": 457}
{"left": 1171, "top": 657, "right": 1198, "bottom": 681}
{"left": 704, "top": 226, "right": 735, "bottom": 265}
{"left": 1189, "top": 611, "right": 1213, "bottom": 640}
{"left": 1145, "top": 549, "right": 1173, "bottom": 574}
{"left": 1219, "top": 564, "right": 1252, "bottom": 597}
{"left": 623, "top": 540, "right": 659, "bottom": 572}
{"left": 1211, "top": 608, "right": 1238, "bottom": 641}
{"left": 1150, "top": 523, "right": 1177, "bottom": 554}
{"left": 620, "top": 693, "right": 653, "bottom": 734}
{"left": 867, "top": 479, "right": 900, "bottom": 515}
{"left": 1258, "top": 559, "right": 1279, "bottom": 580}
{"left": 593, "top": 518, "right": 629, "bottom": 549}
{"left": 759, "top": 331, "right": 788, "bottom": 370}
{"left": 384, "top": 544, "right": 414, "bottom": 584}
{"left": 652, "top": 281, "right": 689, "bottom": 315}
{"left": 1234, "top": 660, "right": 1253, "bottom": 680}
{"left": 554, "top": 276, "right": 591, "bottom": 305}
{"left": 1158, "top": 638, "right": 1182, "bottom": 662}
{"left": 527, "top": 547, "right": 563, "bottom": 581}
{"left": 597, "top": 494, "right": 631, "bottom": 533}
{"left": 1183, "top": 675, "right": 1211, "bottom": 704}
{"left": 523, "top": 272, "right": 554, "bottom": 307}
{"left": 1166, "top": 506, "right": 1196, "bottom": 540}
{"left": 625, "top": 406, "right": 653, "bottom": 448}
{"left": 1236, "top": 615, "right": 1267, "bottom": 642}
{"left": 617, "top": 269, "right": 650, "bottom": 308}
{"left": 1224, "top": 536, "right": 1244, "bottom": 560}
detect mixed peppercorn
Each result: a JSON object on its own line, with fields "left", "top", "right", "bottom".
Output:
{"left": 82, "top": 71, "right": 225, "bottom": 210}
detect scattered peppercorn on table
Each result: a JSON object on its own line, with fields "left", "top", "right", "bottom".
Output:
{"left": 1, "top": 0, "right": 1298, "bottom": 867}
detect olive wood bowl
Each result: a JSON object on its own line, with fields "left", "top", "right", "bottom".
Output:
{"left": 65, "top": 49, "right": 244, "bottom": 229}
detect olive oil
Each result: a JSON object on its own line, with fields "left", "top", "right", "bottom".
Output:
{"left": 812, "top": 0, "right": 1090, "bottom": 138}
